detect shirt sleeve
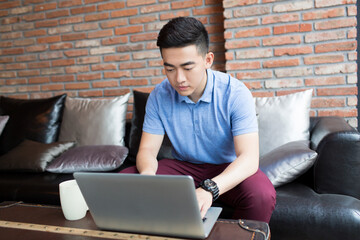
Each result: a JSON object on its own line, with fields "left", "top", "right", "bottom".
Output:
{"left": 142, "top": 90, "right": 166, "bottom": 135}
{"left": 231, "top": 86, "right": 258, "bottom": 136}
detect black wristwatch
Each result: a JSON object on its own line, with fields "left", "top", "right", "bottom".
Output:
{"left": 200, "top": 179, "right": 219, "bottom": 202}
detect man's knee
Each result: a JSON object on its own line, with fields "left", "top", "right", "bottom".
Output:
{"left": 223, "top": 169, "right": 276, "bottom": 222}
{"left": 251, "top": 183, "right": 276, "bottom": 211}
{"left": 244, "top": 170, "right": 276, "bottom": 209}
{"left": 238, "top": 185, "right": 276, "bottom": 223}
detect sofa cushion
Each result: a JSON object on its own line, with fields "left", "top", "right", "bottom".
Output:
{"left": 0, "top": 115, "right": 9, "bottom": 136}
{"left": 0, "top": 139, "right": 75, "bottom": 172}
{"left": 260, "top": 140, "right": 318, "bottom": 187}
{"left": 59, "top": 94, "right": 130, "bottom": 146}
{"left": 0, "top": 95, "right": 67, "bottom": 155}
{"left": 46, "top": 145, "right": 128, "bottom": 173}
{"left": 128, "top": 90, "right": 173, "bottom": 163}
{"left": 255, "top": 89, "right": 313, "bottom": 156}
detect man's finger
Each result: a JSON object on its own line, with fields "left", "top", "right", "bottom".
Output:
{"left": 200, "top": 208, "right": 206, "bottom": 219}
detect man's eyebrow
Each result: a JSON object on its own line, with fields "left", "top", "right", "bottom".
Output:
{"left": 181, "top": 61, "right": 195, "bottom": 67}
{"left": 164, "top": 62, "right": 175, "bottom": 67}
{"left": 163, "top": 61, "right": 195, "bottom": 67}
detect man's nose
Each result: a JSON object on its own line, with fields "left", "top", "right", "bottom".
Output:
{"left": 176, "top": 70, "right": 186, "bottom": 83}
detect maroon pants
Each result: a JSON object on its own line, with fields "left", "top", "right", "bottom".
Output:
{"left": 120, "top": 159, "right": 276, "bottom": 223}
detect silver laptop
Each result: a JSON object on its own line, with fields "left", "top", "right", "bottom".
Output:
{"left": 74, "top": 172, "right": 222, "bottom": 239}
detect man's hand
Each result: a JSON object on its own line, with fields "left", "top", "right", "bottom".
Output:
{"left": 195, "top": 187, "right": 213, "bottom": 219}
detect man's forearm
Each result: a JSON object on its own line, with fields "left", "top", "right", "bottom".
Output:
{"left": 196, "top": 152, "right": 258, "bottom": 219}
{"left": 212, "top": 153, "right": 258, "bottom": 195}
{"left": 136, "top": 132, "right": 164, "bottom": 175}
{"left": 212, "top": 132, "right": 259, "bottom": 196}
{"left": 136, "top": 150, "right": 158, "bottom": 175}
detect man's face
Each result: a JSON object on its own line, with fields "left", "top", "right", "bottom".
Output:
{"left": 161, "top": 45, "right": 214, "bottom": 103}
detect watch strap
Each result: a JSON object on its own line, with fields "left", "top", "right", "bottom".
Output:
{"left": 200, "top": 179, "right": 219, "bottom": 202}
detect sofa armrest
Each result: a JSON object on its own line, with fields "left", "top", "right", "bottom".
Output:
{"left": 270, "top": 183, "right": 360, "bottom": 240}
{"left": 310, "top": 117, "right": 356, "bottom": 150}
{"left": 310, "top": 117, "right": 360, "bottom": 199}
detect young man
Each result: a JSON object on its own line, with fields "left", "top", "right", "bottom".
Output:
{"left": 121, "top": 17, "right": 276, "bottom": 223}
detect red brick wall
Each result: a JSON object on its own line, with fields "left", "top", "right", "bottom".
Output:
{"left": 224, "top": 0, "right": 358, "bottom": 127}
{"left": 0, "top": 0, "right": 358, "bottom": 127}
{"left": 0, "top": 0, "right": 225, "bottom": 119}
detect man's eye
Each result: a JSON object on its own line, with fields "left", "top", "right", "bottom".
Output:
{"left": 184, "top": 68, "right": 192, "bottom": 71}
{"left": 166, "top": 68, "right": 174, "bottom": 72}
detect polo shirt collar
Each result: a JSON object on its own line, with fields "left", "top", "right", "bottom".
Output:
{"left": 178, "top": 69, "right": 213, "bottom": 104}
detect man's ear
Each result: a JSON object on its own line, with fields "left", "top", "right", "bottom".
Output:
{"left": 205, "top": 52, "right": 214, "bottom": 69}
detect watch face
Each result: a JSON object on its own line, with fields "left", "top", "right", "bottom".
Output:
{"left": 201, "top": 179, "right": 219, "bottom": 202}
{"left": 205, "top": 179, "right": 215, "bottom": 188}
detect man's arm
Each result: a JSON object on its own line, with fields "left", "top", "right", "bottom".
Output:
{"left": 136, "top": 132, "right": 164, "bottom": 175}
{"left": 196, "top": 132, "right": 259, "bottom": 218}
{"left": 213, "top": 132, "right": 259, "bottom": 194}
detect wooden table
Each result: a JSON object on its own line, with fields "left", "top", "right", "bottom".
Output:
{"left": 0, "top": 201, "right": 270, "bottom": 240}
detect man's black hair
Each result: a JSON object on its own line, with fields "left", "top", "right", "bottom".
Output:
{"left": 156, "top": 17, "right": 209, "bottom": 56}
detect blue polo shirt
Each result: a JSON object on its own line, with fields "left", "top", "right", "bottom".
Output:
{"left": 143, "top": 69, "right": 258, "bottom": 164}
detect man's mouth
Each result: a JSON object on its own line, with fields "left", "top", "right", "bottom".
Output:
{"left": 178, "top": 86, "right": 189, "bottom": 91}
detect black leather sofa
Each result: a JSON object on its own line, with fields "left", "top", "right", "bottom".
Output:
{"left": 0, "top": 94, "right": 359, "bottom": 240}
{"left": 268, "top": 117, "right": 360, "bottom": 240}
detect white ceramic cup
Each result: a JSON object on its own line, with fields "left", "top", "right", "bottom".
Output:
{"left": 59, "top": 179, "right": 89, "bottom": 221}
